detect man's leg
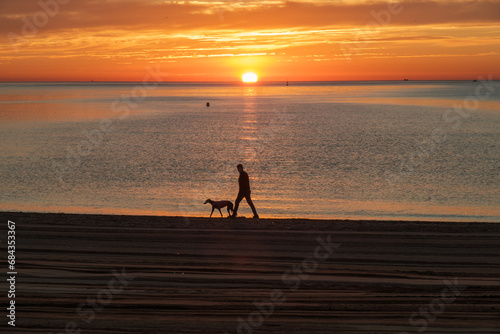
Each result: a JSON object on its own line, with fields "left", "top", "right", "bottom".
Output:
{"left": 233, "top": 192, "right": 244, "bottom": 217}
{"left": 245, "top": 192, "right": 258, "bottom": 218}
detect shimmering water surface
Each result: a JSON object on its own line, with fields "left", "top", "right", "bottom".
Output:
{"left": 1, "top": 81, "right": 499, "bottom": 221}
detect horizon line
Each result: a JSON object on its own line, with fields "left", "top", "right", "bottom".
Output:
{"left": 0, "top": 78, "right": 492, "bottom": 84}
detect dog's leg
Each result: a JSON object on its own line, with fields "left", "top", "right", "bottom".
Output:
{"left": 210, "top": 207, "right": 214, "bottom": 218}
{"left": 218, "top": 208, "right": 223, "bottom": 217}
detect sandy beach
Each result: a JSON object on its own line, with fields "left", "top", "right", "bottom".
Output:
{"left": 1, "top": 212, "right": 499, "bottom": 333}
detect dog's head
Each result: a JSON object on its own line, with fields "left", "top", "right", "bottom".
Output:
{"left": 204, "top": 199, "right": 212, "bottom": 204}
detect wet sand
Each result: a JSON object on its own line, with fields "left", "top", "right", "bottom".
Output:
{"left": 1, "top": 212, "right": 499, "bottom": 333}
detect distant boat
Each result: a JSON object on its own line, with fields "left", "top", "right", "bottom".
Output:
{"left": 403, "top": 78, "right": 409, "bottom": 81}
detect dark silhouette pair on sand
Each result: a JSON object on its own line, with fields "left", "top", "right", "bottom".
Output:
{"left": 204, "top": 164, "right": 259, "bottom": 219}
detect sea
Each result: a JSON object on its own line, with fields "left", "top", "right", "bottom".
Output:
{"left": 1, "top": 80, "right": 499, "bottom": 222}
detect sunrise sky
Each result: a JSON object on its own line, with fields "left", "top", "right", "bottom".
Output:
{"left": 0, "top": 0, "right": 499, "bottom": 82}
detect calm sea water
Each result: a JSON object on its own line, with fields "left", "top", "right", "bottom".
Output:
{"left": 1, "top": 81, "right": 499, "bottom": 222}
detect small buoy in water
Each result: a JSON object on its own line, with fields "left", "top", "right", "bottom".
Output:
{"left": 206, "top": 102, "right": 210, "bottom": 107}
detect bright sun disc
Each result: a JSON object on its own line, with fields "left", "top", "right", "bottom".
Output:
{"left": 242, "top": 72, "right": 258, "bottom": 83}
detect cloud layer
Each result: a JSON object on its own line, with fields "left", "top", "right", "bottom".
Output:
{"left": 1, "top": 0, "right": 499, "bottom": 80}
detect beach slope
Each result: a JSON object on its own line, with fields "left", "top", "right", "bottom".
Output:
{"left": 1, "top": 212, "right": 499, "bottom": 333}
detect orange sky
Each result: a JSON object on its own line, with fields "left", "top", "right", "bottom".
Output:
{"left": 0, "top": 0, "right": 499, "bottom": 81}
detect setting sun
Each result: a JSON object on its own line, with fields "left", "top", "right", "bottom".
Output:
{"left": 242, "top": 72, "right": 258, "bottom": 83}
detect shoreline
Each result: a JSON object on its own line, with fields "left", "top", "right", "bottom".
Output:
{"left": 2, "top": 210, "right": 498, "bottom": 226}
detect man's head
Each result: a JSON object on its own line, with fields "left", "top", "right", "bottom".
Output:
{"left": 237, "top": 164, "right": 243, "bottom": 173}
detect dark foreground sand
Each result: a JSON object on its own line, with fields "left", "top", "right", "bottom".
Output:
{"left": 1, "top": 212, "right": 499, "bottom": 333}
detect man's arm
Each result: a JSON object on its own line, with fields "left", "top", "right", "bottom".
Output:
{"left": 239, "top": 171, "right": 251, "bottom": 191}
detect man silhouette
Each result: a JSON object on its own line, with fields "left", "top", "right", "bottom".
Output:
{"left": 232, "top": 164, "right": 259, "bottom": 219}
